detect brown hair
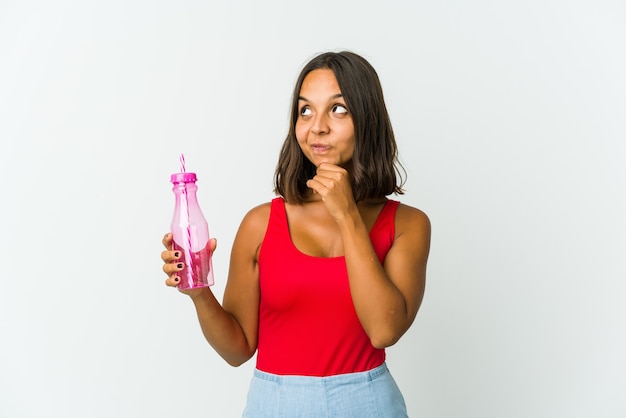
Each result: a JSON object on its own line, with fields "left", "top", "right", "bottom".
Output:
{"left": 274, "top": 51, "right": 405, "bottom": 203}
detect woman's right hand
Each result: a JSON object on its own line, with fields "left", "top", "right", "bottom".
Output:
{"left": 161, "top": 232, "right": 217, "bottom": 295}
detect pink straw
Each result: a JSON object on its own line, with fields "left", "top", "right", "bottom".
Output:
{"left": 180, "top": 153, "right": 186, "bottom": 173}
{"left": 179, "top": 153, "right": 194, "bottom": 281}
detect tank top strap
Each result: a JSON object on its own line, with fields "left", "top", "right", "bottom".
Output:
{"left": 269, "top": 197, "right": 287, "bottom": 224}
{"left": 369, "top": 199, "right": 400, "bottom": 263}
{"left": 260, "top": 197, "right": 290, "bottom": 259}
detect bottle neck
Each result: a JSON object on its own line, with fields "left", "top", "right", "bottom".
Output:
{"left": 172, "top": 182, "right": 199, "bottom": 204}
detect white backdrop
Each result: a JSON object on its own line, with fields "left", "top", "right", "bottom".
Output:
{"left": 1, "top": 1, "right": 625, "bottom": 417}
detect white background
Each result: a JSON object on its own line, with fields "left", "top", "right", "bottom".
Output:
{"left": 1, "top": 1, "right": 625, "bottom": 417}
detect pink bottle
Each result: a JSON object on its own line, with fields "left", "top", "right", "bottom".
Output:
{"left": 170, "top": 170, "right": 214, "bottom": 289}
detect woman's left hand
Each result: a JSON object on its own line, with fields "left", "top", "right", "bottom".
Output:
{"left": 306, "top": 162, "right": 357, "bottom": 221}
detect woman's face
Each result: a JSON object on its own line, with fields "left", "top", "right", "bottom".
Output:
{"left": 295, "top": 69, "right": 355, "bottom": 168}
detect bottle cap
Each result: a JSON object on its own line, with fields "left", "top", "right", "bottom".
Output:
{"left": 170, "top": 172, "right": 197, "bottom": 183}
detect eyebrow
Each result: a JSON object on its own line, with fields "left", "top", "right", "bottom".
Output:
{"left": 298, "top": 93, "right": 344, "bottom": 102}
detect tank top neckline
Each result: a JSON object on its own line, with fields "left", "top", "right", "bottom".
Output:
{"left": 276, "top": 197, "right": 394, "bottom": 261}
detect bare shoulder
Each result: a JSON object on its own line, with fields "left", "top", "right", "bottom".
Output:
{"left": 394, "top": 203, "right": 431, "bottom": 245}
{"left": 234, "top": 201, "right": 272, "bottom": 243}
{"left": 396, "top": 203, "right": 430, "bottom": 230}
{"left": 243, "top": 202, "right": 272, "bottom": 223}
{"left": 228, "top": 201, "right": 273, "bottom": 266}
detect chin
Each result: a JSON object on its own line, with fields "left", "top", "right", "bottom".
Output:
{"left": 306, "top": 153, "right": 353, "bottom": 169}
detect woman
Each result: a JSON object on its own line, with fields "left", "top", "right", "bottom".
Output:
{"left": 161, "top": 51, "right": 431, "bottom": 417}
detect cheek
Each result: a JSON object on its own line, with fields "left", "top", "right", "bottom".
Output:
{"left": 295, "top": 122, "right": 307, "bottom": 144}
{"left": 339, "top": 125, "right": 355, "bottom": 146}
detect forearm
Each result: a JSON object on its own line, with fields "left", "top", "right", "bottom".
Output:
{"left": 189, "top": 288, "right": 255, "bottom": 366}
{"left": 338, "top": 209, "right": 410, "bottom": 348}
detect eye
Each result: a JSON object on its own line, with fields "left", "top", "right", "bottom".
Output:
{"left": 300, "top": 106, "right": 312, "bottom": 117}
{"left": 332, "top": 104, "right": 348, "bottom": 114}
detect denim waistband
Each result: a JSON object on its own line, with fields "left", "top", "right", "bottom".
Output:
{"left": 253, "top": 362, "right": 389, "bottom": 386}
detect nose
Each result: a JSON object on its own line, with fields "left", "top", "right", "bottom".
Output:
{"left": 311, "top": 112, "right": 329, "bottom": 135}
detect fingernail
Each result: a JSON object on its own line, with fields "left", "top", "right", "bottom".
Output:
{"left": 176, "top": 263, "right": 183, "bottom": 269}
{"left": 174, "top": 251, "right": 181, "bottom": 258}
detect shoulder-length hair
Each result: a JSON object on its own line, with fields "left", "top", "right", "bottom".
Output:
{"left": 274, "top": 51, "right": 405, "bottom": 204}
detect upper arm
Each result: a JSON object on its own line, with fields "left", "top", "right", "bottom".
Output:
{"left": 383, "top": 204, "right": 431, "bottom": 326}
{"left": 221, "top": 203, "right": 270, "bottom": 353}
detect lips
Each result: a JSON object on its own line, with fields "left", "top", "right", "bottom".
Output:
{"left": 311, "top": 143, "right": 330, "bottom": 153}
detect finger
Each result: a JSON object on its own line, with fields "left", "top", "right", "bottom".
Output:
{"left": 165, "top": 275, "right": 181, "bottom": 287}
{"left": 306, "top": 178, "right": 326, "bottom": 195}
{"left": 198, "top": 238, "right": 218, "bottom": 258}
{"left": 161, "top": 249, "right": 182, "bottom": 263}
{"left": 314, "top": 167, "right": 347, "bottom": 184}
{"left": 308, "top": 175, "right": 337, "bottom": 191}
{"left": 305, "top": 179, "right": 319, "bottom": 194}
{"left": 162, "top": 232, "right": 173, "bottom": 249}
{"left": 316, "top": 165, "right": 348, "bottom": 181}
{"left": 317, "top": 162, "right": 344, "bottom": 172}
{"left": 162, "top": 261, "right": 185, "bottom": 276}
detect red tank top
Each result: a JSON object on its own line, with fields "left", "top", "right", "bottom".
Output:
{"left": 256, "top": 197, "right": 399, "bottom": 376}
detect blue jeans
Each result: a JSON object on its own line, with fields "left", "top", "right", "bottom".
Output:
{"left": 242, "top": 363, "right": 408, "bottom": 417}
